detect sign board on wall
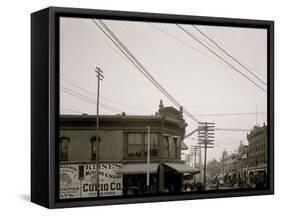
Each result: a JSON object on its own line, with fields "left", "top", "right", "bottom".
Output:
{"left": 60, "top": 163, "right": 123, "bottom": 198}
{"left": 59, "top": 164, "right": 81, "bottom": 199}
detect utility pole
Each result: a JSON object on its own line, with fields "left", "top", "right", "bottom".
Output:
{"left": 147, "top": 126, "right": 150, "bottom": 187}
{"left": 190, "top": 145, "right": 200, "bottom": 168}
{"left": 190, "top": 145, "right": 200, "bottom": 184}
{"left": 194, "top": 147, "right": 197, "bottom": 168}
{"left": 256, "top": 104, "right": 258, "bottom": 126}
{"left": 198, "top": 122, "right": 215, "bottom": 191}
{"left": 222, "top": 153, "right": 225, "bottom": 176}
{"left": 199, "top": 144, "right": 202, "bottom": 183}
{"left": 95, "top": 66, "right": 103, "bottom": 197}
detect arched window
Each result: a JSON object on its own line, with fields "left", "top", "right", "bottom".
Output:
{"left": 59, "top": 136, "right": 70, "bottom": 161}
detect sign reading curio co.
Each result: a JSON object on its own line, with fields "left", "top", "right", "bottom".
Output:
{"left": 59, "top": 163, "right": 123, "bottom": 199}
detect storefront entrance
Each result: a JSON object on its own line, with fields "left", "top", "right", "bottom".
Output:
{"left": 123, "top": 174, "right": 159, "bottom": 196}
{"left": 163, "top": 167, "right": 182, "bottom": 193}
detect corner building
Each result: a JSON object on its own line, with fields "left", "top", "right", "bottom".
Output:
{"left": 59, "top": 101, "right": 197, "bottom": 198}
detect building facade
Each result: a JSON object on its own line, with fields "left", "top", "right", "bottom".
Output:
{"left": 59, "top": 101, "right": 198, "bottom": 198}
{"left": 247, "top": 124, "right": 267, "bottom": 188}
{"left": 219, "top": 124, "right": 267, "bottom": 188}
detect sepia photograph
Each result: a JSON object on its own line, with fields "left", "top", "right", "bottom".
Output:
{"left": 59, "top": 17, "right": 268, "bottom": 199}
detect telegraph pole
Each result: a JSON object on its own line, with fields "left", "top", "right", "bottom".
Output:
{"left": 147, "top": 126, "right": 150, "bottom": 187}
{"left": 198, "top": 122, "right": 215, "bottom": 190}
{"left": 95, "top": 66, "right": 104, "bottom": 197}
{"left": 194, "top": 147, "right": 197, "bottom": 168}
{"left": 190, "top": 145, "right": 200, "bottom": 184}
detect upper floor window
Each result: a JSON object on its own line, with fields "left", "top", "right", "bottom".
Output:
{"left": 162, "top": 136, "right": 169, "bottom": 158}
{"left": 144, "top": 133, "right": 158, "bottom": 157}
{"left": 162, "top": 135, "right": 179, "bottom": 159}
{"left": 90, "top": 136, "right": 101, "bottom": 161}
{"left": 128, "top": 133, "right": 142, "bottom": 158}
{"left": 168, "top": 136, "right": 176, "bottom": 158}
{"left": 59, "top": 137, "right": 70, "bottom": 161}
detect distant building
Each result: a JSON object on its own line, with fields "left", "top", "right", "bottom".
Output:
{"left": 221, "top": 151, "right": 236, "bottom": 185}
{"left": 247, "top": 124, "right": 267, "bottom": 188}
{"left": 59, "top": 100, "right": 198, "bottom": 199}
{"left": 219, "top": 124, "right": 267, "bottom": 188}
{"left": 206, "top": 159, "right": 221, "bottom": 179}
{"left": 236, "top": 142, "right": 249, "bottom": 185}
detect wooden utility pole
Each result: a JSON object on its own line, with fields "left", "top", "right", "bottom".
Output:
{"left": 198, "top": 122, "right": 215, "bottom": 191}
{"left": 147, "top": 126, "right": 150, "bottom": 187}
{"left": 95, "top": 66, "right": 103, "bottom": 197}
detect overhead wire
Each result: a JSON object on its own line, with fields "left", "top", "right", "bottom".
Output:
{"left": 93, "top": 19, "right": 199, "bottom": 123}
{"left": 61, "top": 86, "right": 123, "bottom": 113}
{"left": 61, "top": 77, "right": 154, "bottom": 113}
{"left": 176, "top": 24, "right": 267, "bottom": 93}
{"left": 192, "top": 25, "right": 267, "bottom": 86}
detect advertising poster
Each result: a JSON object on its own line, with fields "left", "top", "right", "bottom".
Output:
{"left": 81, "top": 163, "right": 123, "bottom": 198}
{"left": 59, "top": 164, "right": 81, "bottom": 199}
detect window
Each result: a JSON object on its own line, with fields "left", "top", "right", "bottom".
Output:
{"left": 90, "top": 136, "right": 101, "bottom": 160}
{"left": 144, "top": 133, "right": 158, "bottom": 157}
{"left": 162, "top": 136, "right": 169, "bottom": 158}
{"left": 128, "top": 133, "right": 142, "bottom": 157}
{"left": 168, "top": 137, "right": 176, "bottom": 158}
{"left": 162, "top": 135, "right": 179, "bottom": 159}
{"left": 60, "top": 137, "right": 70, "bottom": 161}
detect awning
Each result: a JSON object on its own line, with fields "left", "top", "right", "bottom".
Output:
{"left": 117, "top": 163, "right": 159, "bottom": 175}
{"left": 181, "top": 141, "right": 188, "bottom": 150}
{"left": 164, "top": 162, "right": 200, "bottom": 174}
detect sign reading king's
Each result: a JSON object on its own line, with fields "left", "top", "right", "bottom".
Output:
{"left": 59, "top": 163, "right": 123, "bottom": 199}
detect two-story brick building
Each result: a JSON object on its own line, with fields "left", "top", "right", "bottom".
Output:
{"left": 59, "top": 101, "right": 199, "bottom": 199}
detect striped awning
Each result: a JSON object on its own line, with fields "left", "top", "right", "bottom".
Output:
{"left": 164, "top": 162, "right": 200, "bottom": 174}
{"left": 117, "top": 163, "right": 159, "bottom": 175}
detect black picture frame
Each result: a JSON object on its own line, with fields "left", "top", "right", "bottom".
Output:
{"left": 31, "top": 6, "right": 274, "bottom": 208}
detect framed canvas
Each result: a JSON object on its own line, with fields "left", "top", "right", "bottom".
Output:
{"left": 31, "top": 6, "right": 274, "bottom": 208}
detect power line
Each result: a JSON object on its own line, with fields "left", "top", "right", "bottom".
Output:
{"left": 93, "top": 19, "right": 199, "bottom": 123}
{"left": 61, "top": 77, "right": 154, "bottom": 113}
{"left": 192, "top": 25, "right": 267, "bottom": 86}
{"left": 148, "top": 23, "right": 224, "bottom": 66}
{"left": 61, "top": 86, "right": 123, "bottom": 113}
{"left": 61, "top": 107, "right": 83, "bottom": 114}
{"left": 176, "top": 24, "right": 267, "bottom": 93}
{"left": 149, "top": 23, "right": 254, "bottom": 99}
{"left": 93, "top": 20, "right": 179, "bottom": 111}
{"left": 97, "top": 20, "right": 180, "bottom": 107}
{"left": 194, "top": 112, "right": 266, "bottom": 117}
{"left": 215, "top": 128, "right": 251, "bottom": 132}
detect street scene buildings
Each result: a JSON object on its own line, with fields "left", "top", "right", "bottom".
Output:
{"left": 204, "top": 124, "right": 267, "bottom": 190}
{"left": 59, "top": 17, "right": 268, "bottom": 199}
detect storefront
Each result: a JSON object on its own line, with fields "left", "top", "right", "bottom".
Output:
{"left": 118, "top": 162, "right": 200, "bottom": 195}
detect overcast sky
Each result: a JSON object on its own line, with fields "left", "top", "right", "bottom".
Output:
{"left": 60, "top": 17, "right": 267, "bottom": 161}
